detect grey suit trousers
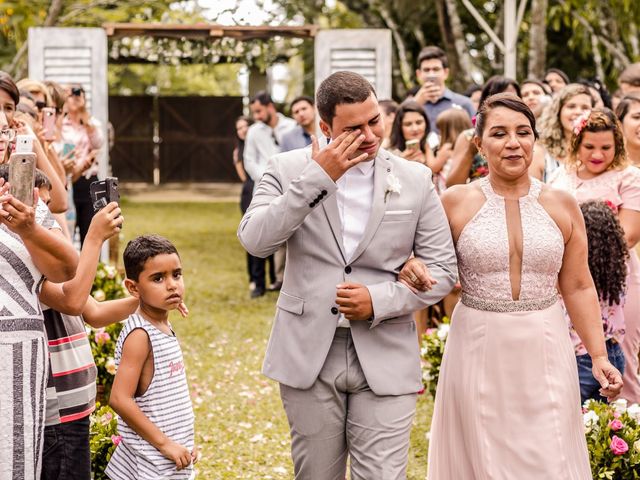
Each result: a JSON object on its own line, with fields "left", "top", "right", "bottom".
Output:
{"left": 280, "top": 329, "right": 417, "bottom": 480}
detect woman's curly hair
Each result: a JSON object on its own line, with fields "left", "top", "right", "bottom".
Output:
{"left": 580, "top": 201, "right": 628, "bottom": 306}
{"left": 538, "top": 84, "right": 593, "bottom": 159}
{"left": 566, "top": 108, "right": 628, "bottom": 171}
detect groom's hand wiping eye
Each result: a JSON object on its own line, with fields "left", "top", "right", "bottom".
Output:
{"left": 311, "top": 130, "right": 369, "bottom": 182}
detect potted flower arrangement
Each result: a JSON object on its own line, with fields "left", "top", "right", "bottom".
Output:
{"left": 90, "top": 404, "right": 120, "bottom": 480}
{"left": 420, "top": 321, "right": 450, "bottom": 399}
{"left": 583, "top": 399, "right": 640, "bottom": 478}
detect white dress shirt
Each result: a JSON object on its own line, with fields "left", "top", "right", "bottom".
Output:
{"left": 335, "top": 160, "right": 375, "bottom": 327}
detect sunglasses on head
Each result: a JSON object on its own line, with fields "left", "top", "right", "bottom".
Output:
{"left": 35, "top": 100, "right": 46, "bottom": 110}
{"left": 71, "top": 87, "right": 84, "bottom": 97}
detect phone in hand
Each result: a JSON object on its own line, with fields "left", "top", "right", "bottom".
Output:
{"left": 8, "top": 152, "right": 36, "bottom": 206}
{"left": 15, "top": 135, "right": 34, "bottom": 154}
{"left": 62, "top": 142, "right": 75, "bottom": 159}
{"left": 42, "top": 107, "right": 56, "bottom": 141}
{"left": 89, "top": 177, "right": 119, "bottom": 213}
{"left": 405, "top": 139, "right": 420, "bottom": 151}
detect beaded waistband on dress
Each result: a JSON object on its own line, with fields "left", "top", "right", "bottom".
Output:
{"left": 460, "top": 292, "right": 558, "bottom": 312}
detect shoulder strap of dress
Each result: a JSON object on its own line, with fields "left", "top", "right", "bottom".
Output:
{"left": 529, "top": 177, "right": 543, "bottom": 199}
{"left": 478, "top": 176, "right": 495, "bottom": 198}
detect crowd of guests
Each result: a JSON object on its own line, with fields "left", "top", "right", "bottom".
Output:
{"left": 0, "top": 69, "right": 197, "bottom": 480}
{"left": 234, "top": 45, "right": 640, "bottom": 409}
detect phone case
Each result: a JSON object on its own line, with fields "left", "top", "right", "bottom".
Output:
{"left": 8, "top": 152, "right": 36, "bottom": 207}
{"left": 42, "top": 108, "right": 56, "bottom": 141}
{"left": 90, "top": 177, "right": 120, "bottom": 212}
{"left": 15, "top": 135, "right": 34, "bottom": 154}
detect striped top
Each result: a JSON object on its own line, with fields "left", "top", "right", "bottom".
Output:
{"left": 0, "top": 200, "right": 58, "bottom": 320}
{"left": 42, "top": 308, "right": 97, "bottom": 425}
{"left": 106, "top": 314, "right": 194, "bottom": 480}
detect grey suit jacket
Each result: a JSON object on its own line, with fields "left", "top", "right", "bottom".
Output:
{"left": 238, "top": 147, "right": 457, "bottom": 396}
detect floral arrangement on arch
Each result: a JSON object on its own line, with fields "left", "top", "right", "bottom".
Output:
{"left": 420, "top": 321, "right": 450, "bottom": 399}
{"left": 89, "top": 262, "right": 127, "bottom": 401}
{"left": 583, "top": 398, "right": 640, "bottom": 478}
{"left": 90, "top": 404, "right": 120, "bottom": 480}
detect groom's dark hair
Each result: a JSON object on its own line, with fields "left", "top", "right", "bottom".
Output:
{"left": 316, "top": 71, "right": 377, "bottom": 125}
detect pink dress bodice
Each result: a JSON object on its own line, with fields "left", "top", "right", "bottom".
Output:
{"left": 456, "top": 177, "right": 564, "bottom": 302}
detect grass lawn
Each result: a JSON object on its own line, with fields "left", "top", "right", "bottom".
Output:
{"left": 120, "top": 200, "right": 433, "bottom": 479}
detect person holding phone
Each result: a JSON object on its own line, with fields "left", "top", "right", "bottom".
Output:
{"left": 0, "top": 109, "right": 79, "bottom": 478}
{"left": 61, "top": 84, "right": 103, "bottom": 246}
{"left": 411, "top": 46, "right": 476, "bottom": 135}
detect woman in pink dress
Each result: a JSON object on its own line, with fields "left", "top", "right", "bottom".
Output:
{"left": 402, "top": 94, "right": 622, "bottom": 479}
{"left": 549, "top": 108, "right": 640, "bottom": 404}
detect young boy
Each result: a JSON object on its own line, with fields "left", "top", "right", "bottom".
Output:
{"left": 106, "top": 235, "right": 196, "bottom": 480}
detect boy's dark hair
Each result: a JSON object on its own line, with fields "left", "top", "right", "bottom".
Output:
{"left": 580, "top": 201, "right": 628, "bottom": 306}
{"left": 316, "top": 71, "right": 376, "bottom": 125}
{"left": 417, "top": 46, "right": 448, "bottom": 69}
{"left": 250, "top": 91, "right": 274, "bottom": 107}
{"left": 615, "top": 92, "right": 640, "bottom": 122}
{"left": 123, "top": 234, "right": 179, "bottom": 281}
{"left": 35, "top": 169, "right": 52, "bottom": 190}
{"left": 290, "top": 95, "right": 314, "bottom": 110}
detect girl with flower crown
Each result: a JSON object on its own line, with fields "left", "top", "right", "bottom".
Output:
{"left": 549, "top": 107, "right": 640, "bottom": 404}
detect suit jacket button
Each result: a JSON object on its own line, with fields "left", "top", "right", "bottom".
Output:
{"left": 344, "top": 266, "right": 352, "bottom": 274}
{"left": 309, "top": 202, "right": 315, "bottom": 208}
{"left": 321, "top": 190, "right": 328, "bottom": 196}
{"left": 331, "top": 307, "right": 339, "bottom": 315}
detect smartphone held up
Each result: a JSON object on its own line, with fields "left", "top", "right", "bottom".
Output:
{"left": 8, "top": 151, "right": 36, "bottom": 207}
{"left": 90, "top": 177, "right": 120, "bottom": 213}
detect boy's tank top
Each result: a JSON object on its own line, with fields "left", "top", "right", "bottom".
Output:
{"left": 106, "top": 314, "right": 195, "bottom": 480}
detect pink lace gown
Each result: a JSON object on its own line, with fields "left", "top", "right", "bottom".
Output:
{"left": 549, "top": 165, "right": 640, "bottom": 404}
{"left": 427, "top": 177, "right": 591, "bottom": 479}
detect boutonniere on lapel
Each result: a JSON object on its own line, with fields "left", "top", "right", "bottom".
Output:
{"left": 384, "top": 173, "right": 402, "bottom": 203}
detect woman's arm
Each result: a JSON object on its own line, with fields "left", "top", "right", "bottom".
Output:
{"left": 82, "top": 296, "right": 138, "bottom": 328}
{"left": 0, "top": 190, "right": 77, "bottom": 282}
{"left": 618, "top": 208, "right": 640, "bottom": 249}
{"left": 556, "top": 193, "right": 622, "bottom": 399}
{"left": 233, "top": 148, "right": 247, "bottom": 182}
{"left": 39, "top": 202, "right": 123, "bottom": 314}
{"left": 445, "top": 132, "right": 476, "bottom": 187}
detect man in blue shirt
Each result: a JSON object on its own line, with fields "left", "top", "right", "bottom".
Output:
{"left": 280, "top": 95, "right": 316, "bottom": 152}
{"left": 412, "top": 46, "right": 476, "bottom": 134}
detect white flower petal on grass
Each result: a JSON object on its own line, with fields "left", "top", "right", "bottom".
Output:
{"left": 249, "top": 433, "right": 265, "bottom": 443}
{"left": 273, "top": 467, "right": 287, "bottom": 474}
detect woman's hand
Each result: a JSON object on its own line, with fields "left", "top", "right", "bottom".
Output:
{"left": 435, "top": 143, "right": 453, "bottom": 165}
{"left": 0, "top": 185, "right": 38, "bottom": 236}
{"left": 399, "top": 257, "right": 438, "bottom": 293}
{"left": 85, "top": 202, "right": 123, "bottom": 243}
{"left": 592, "top": 356, "right": 624, "bottom": 401}
{"left": 401, "top": 148, "right": 426, "bottom": 164}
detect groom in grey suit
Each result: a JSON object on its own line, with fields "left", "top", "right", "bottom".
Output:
{"left": 238, "top": 71, "right": 457, "bottom": 479}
